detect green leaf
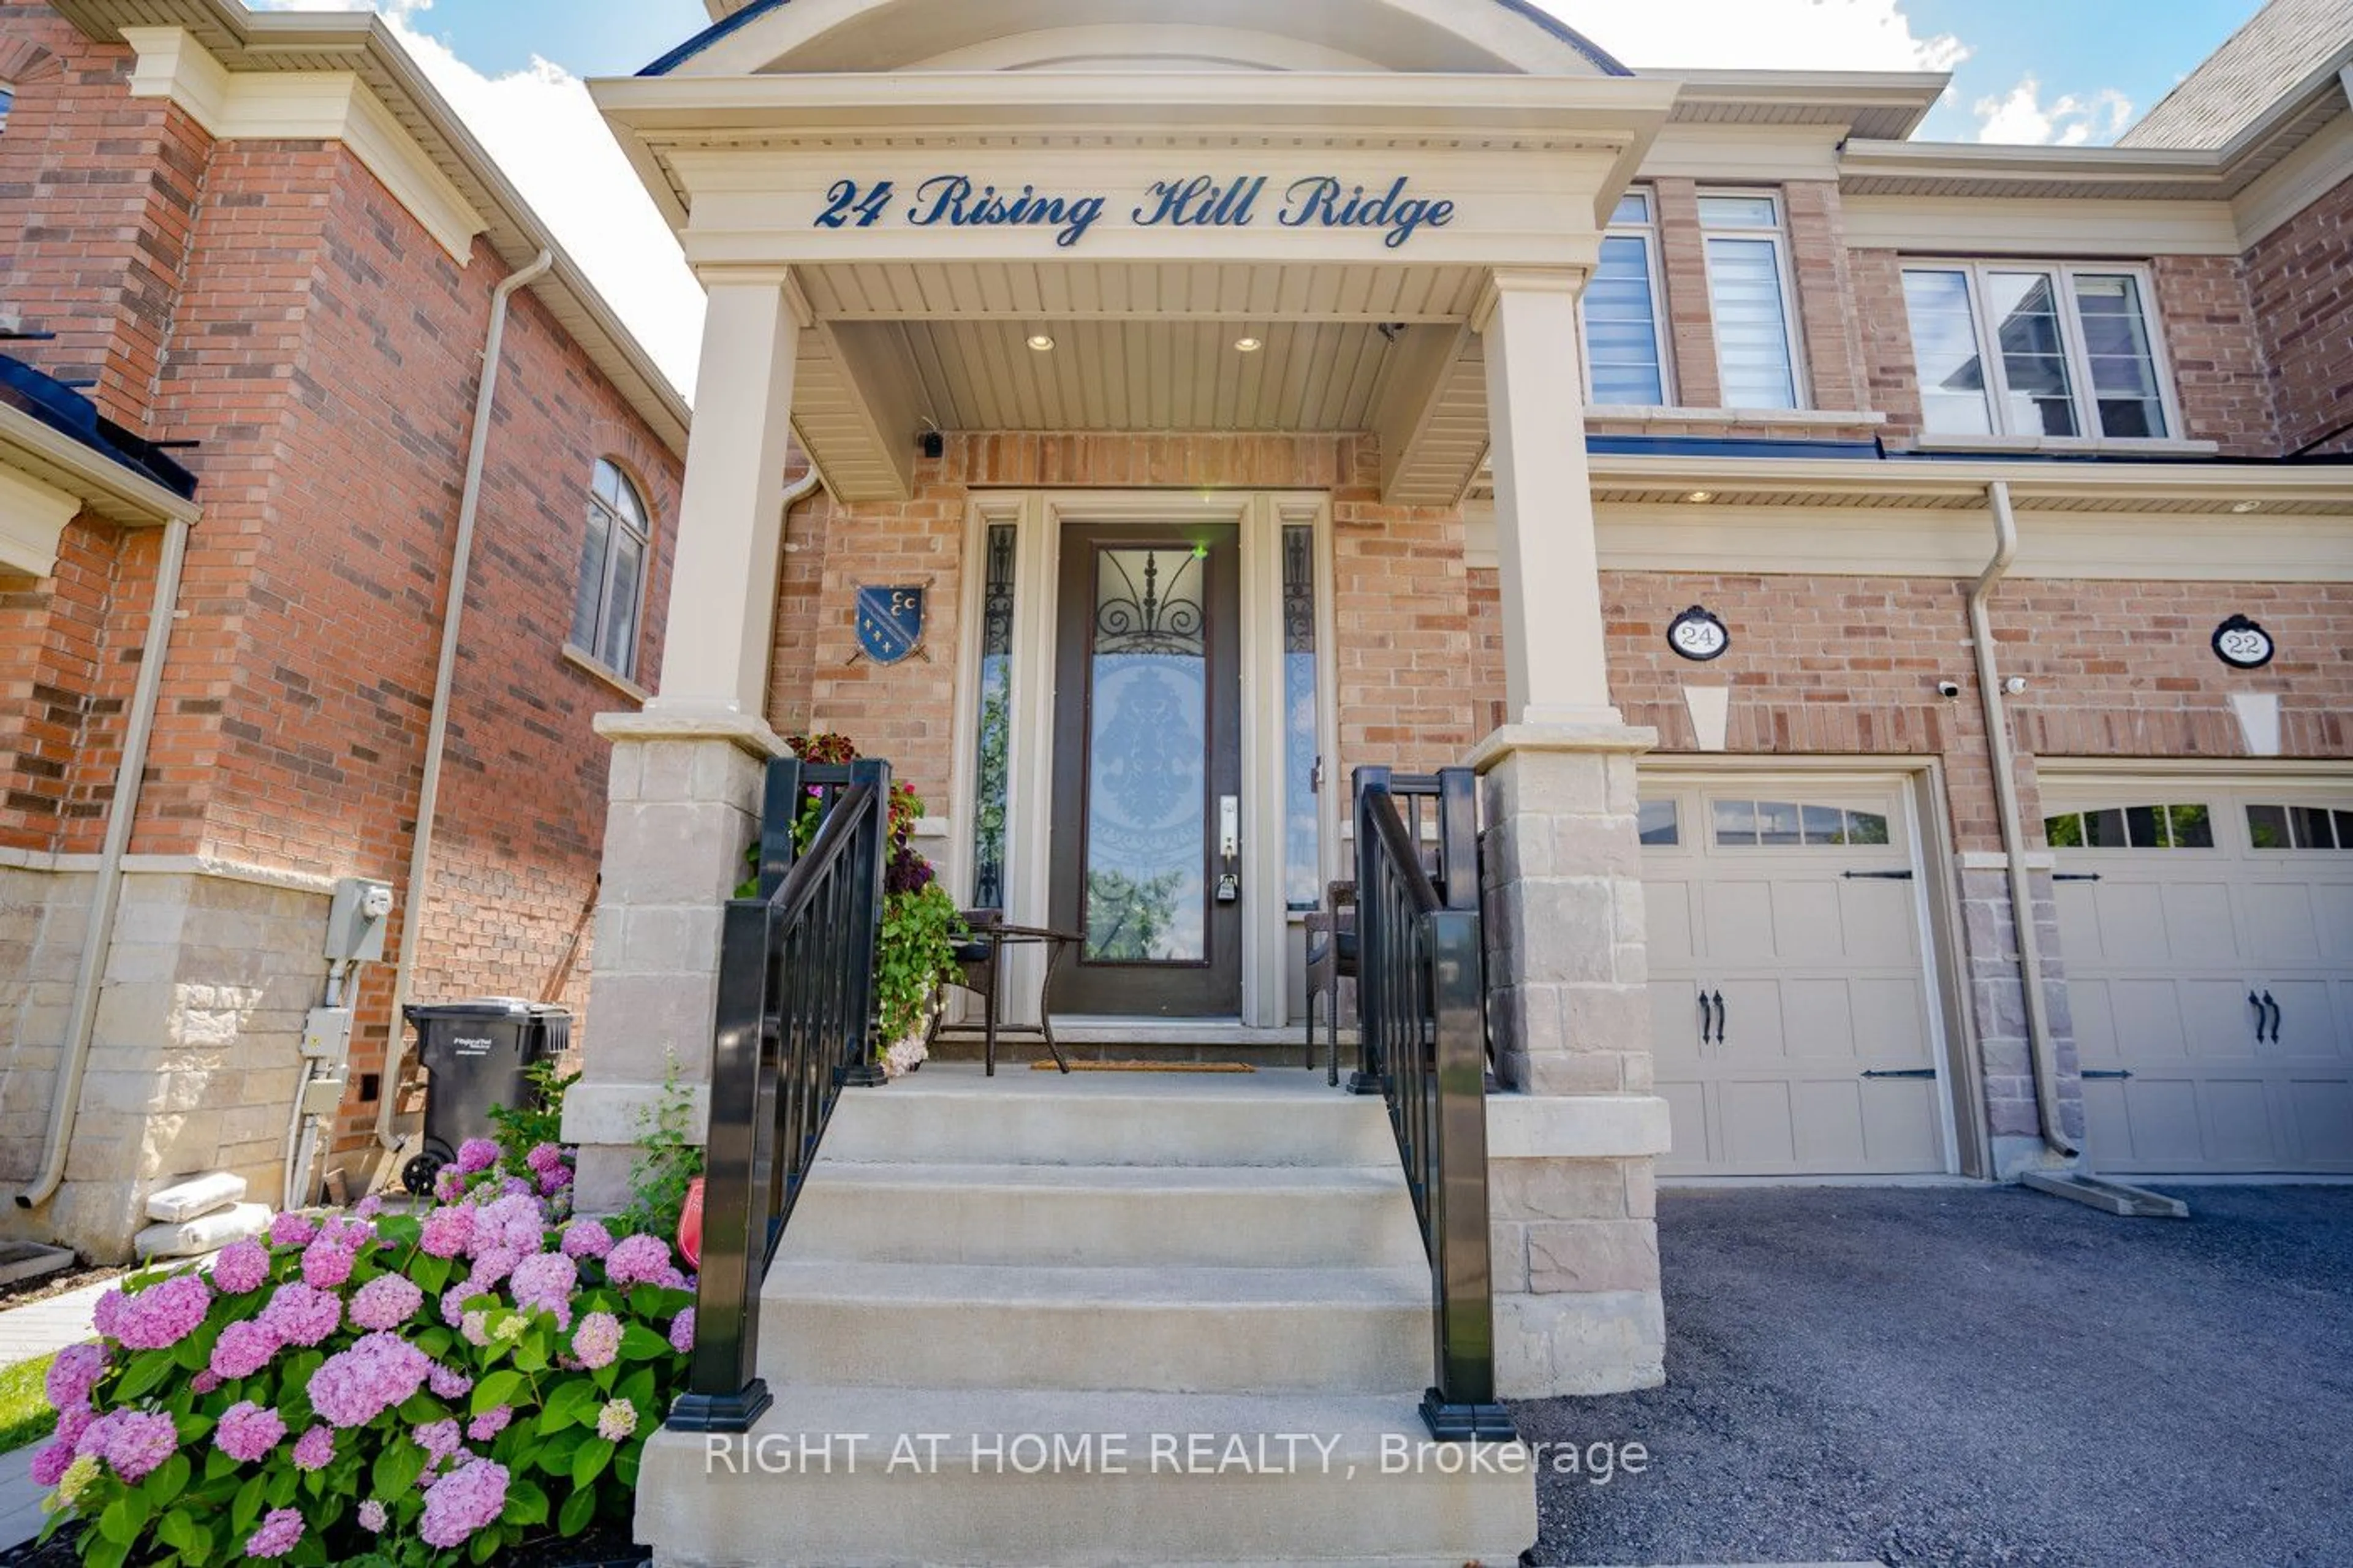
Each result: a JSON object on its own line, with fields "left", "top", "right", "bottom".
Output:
{"left": 158, "top": 1510, "right": 196, "bottom": 1553}
{"left": 265, "top": 1463, "right": 298, "bottom": 1509}
{"left": 186, "top": 1521, "right": 215, "bottom": 1567}
{"left": 99, "top": 1494, "right": 145, "bottom": 1547}
{"left": 116, "top": 1349, "right": 176, "bottom": 1402}
{"left": 204, "top": 1449, "right": 237, "bottom": 1482}
{"left": 146, "top": 1452, "right": 192, "bottom": 1505}
{"left": 615, "top": 1446, "right": 640, "bottom": 1489}
{"left": 373, "top": 1436, "right": 428, "bottom": 1501}
{"left": 472, "top": 1369, "right": 526, "bottom": 1415}
{"left": 397, "top": 1392, "right": 445, "bottom": 1425}
{"left": 417, "top": 1326, "right": 454, "bottom": 1358}
{"left": 619, "top": 1322, "right": 671, "bottom": 1362}
{"left": 409, "top": 1252, "right": 450, "bottom": 1295}
{"left": 537, "top": 1379, "right": 597, "bottom": 1434}
{"left": 513, "top": 1336, "right": 548, "bottom": 1374}
{"left": 558, "top": 1483, "right": 597, "bottom": 1538}
{"left": 572, "top": 1436, "right": 615, "bottom": 1489}
{"left": 233, "top": 1473, "right": 265, "bottom": 1534}
{"left": 503, "top": 1476, "right": 550, "bottom": 1527}
{"left": 469, "top": 1529, "right": 500, "bottom": 1564}
{"left": 84, "top": 1533, "right": 130, "bottom": 1568}
{"left": 619, "top": 1368, "right": 656, "bottom": 1410}
{"left": 536, "top": 1430, "right": 585, "bottom": 1476}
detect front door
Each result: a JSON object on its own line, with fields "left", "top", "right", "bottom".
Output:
{"left": 1048, "top": 524, "right": 1243, "bottom": 1017}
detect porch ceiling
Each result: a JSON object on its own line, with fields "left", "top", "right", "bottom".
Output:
{"left": 795, "top": 260, "right": 1504, "bottom": 504}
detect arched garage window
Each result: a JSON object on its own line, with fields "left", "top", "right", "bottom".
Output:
{"left": 572, "top": 459, "right": 651, "bottom": 680}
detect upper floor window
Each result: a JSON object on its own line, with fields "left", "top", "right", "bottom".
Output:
{"left": 1697, "top": 191, "right": 1802, "bottom": 411}
{"left": 1584, "top": 189, "right": 1670, "bottom": 406}
{"left": 0, "top": 85, "right": 15, "bottom": 132}
{"left": 1901, "top": 262, "right": 2173, "bottom": 441}
{"left": 572, "top": 459, "right": 652, "bottom": 680}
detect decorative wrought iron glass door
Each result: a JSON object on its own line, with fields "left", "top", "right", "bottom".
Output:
{"left": 1048, "top": 525, "right": 1243, "bottom": 1016}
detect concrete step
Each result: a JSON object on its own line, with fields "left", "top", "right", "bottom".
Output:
{"left": 635, "top": 1385, "right": 1539, "bottom": 1568}
{"left": 756, "top": 1259, "right": 1431, "bottom": 1395}
{"left": 786, "top": 1160, "right": 1428, "bottom": 1269}
{"left": 818, "top": 1067, "right": 1397, "bottom": 1169}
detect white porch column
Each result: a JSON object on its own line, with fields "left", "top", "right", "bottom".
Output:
{"left": 1470, "top": 268, "right": 1669, "bottom": 1400}
{"left": 567, "top": 273, "right": 802, "bottom": 1208}
{"left": 652, "top": 270, "right": 803, "bottom": 718}
{"left": 1476, "top": 268, "right": 1618, "bottom": 727}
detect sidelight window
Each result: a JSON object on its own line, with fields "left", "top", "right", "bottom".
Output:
{"left": 969, "top": 523, "right": 1018, "bottom": 909}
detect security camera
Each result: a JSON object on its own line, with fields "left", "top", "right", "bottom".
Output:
{"left": 2004, "top": 676, "right": 2029, "bottom": 695}
{"left": 1937, "top": 680, "right": 1963, "bottom": 699}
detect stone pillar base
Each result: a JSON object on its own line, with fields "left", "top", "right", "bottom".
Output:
{"left": 1470, "top": 725, "right": 1671, "bottom": 1399}
{"left": 564, "top": 711, "right": 781, "bottom": 1215}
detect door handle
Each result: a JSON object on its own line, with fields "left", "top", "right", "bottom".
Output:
{"left": 1710, "top": 991, "right": 1727, "bottom": 1045}
{"left": 2250, "top": 991, "right": 2268, "bottom": 1043}
{"left": 1698, "top": 989, "right": 1712, "bottom": 1045}
{"left": 2263, "top": 991, "right": 2281, "bottom": 1043}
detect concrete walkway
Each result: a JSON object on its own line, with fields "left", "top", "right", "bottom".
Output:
{"left": 0, "top": 1279, "right": 111, "bottom": 1550}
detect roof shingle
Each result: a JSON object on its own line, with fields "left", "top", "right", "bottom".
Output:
{"left": 2118, "top": 0, "right": 2353, "bottom": 149}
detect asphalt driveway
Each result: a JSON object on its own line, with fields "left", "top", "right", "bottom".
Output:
{"left": 1517, "top": 1183, "right": 2353, "bottom": 1568}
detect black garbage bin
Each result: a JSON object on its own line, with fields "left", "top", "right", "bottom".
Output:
{"left": 399, "top": 998, "right": 570, "bottom": 1197}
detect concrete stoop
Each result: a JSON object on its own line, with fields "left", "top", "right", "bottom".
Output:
{"left": 637, "top": 1066, "right": 1537, "bottom": 1566}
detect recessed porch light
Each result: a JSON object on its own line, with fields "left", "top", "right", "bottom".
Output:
{"left": 2230, "top": 500, "right": 2262, "bottom": 515}
{"left": 1026, "top": 334, "right": 1056, "bottom": 352}
{"left": 1233, "top": 336, "right": 1264, "bottom": 354}
{"left": 1686, "top": 490, "right": 1716, "bottom": 504}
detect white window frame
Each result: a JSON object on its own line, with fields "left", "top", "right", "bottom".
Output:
{"left": 571, "top": 458, "right": 654, "bottom": 683}
{"left": 1582, "top": 187, "right": 1675, "bottom": 407}
{"left": 1696, "top": 187, "right": 1808, "bottom": 412}
{"left": 1900, "top": 259, "right": 2184, "bottom": 446}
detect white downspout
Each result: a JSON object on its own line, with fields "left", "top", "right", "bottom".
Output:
{"left": 374, "top": 251, "right": 555, "bottom": 1155}
{"left": 1970, "top": 480, "right": 2079, "bottom": 1160}
{"left": 17, "top": 515, "right": 194, "bottom": 1210}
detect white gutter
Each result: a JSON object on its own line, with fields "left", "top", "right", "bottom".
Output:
{"left": 376, "top": 250, "right": 554, "bottom": 1154}
{"left": 17, "top": 515, "right": 194, "bottom": 1210}
{"left": 1970, "top": 481, "right": 2078, "bottom": 1161}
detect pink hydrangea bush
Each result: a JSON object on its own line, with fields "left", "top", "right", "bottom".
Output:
{"left": 40, "top": 1169, "right": 693, "bottom": 1567}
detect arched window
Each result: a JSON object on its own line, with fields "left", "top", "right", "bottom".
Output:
{"left": 572, "top": 458, "right": 652, "bottom": 679}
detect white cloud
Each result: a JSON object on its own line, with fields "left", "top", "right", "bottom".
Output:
{"left": 253, "top": 0, "right": 705, "bottom": 397}
{"left": 1971, "top": 75, "right": 2134, "bottom": 146}
{"left": 1538, "top": 0, "right": 1968, "bottom": 72}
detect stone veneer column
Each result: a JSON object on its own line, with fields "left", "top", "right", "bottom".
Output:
{"left": 1472, "top": 268, "right": 1670, "bottom": 1396}
{"left": 566, "top": 715, "right": 778, "bottom": 1213}
{"left": 1473, "top": 725, "right": 1670, "bottom": 1397}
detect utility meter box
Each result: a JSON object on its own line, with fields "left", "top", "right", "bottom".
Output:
{"left": 325, "top": 877, "right": 395, "bottom": 964}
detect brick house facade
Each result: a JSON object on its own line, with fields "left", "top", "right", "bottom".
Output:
{"left": 0, "top": 0, "right": 686, "bottom": 1257}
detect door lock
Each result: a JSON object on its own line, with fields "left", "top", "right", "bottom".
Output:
{"left": 1217, "top": 796, "right": 1240, "bottom": 902}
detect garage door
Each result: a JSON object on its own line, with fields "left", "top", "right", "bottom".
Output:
{"left": 2047, "top": 784, "right": 2353, "bottom": 1175}
{"left": 1642, "top": 782, "right": 1949, "bottom": 1177}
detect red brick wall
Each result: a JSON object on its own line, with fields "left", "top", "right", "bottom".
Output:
{"left": 1650, "top": 179, "right": 1721, "bottom": 410}
{"left": 2245, "top": 173, "right": 2353, "bottom": 455}
{"left": 0, "top": 17, "right": 686, "bottom": 1156}
{"left": 1464, "top": 567, "right": 2353, "bottom": 855}
{"left": 2150, "top": 255, "right": 2279, "bottom": 456}
{"left": 776, "top": 434, "right": 1478, "bottom": 821}
{"left": 0, "top": 9, "right": 210, "bottom": 431}
{"left": 1851, "top": 248, "right": 1925, "bottom": 442}
{"left": 1783, "top": 181, "right": 1870, "bottom": 414}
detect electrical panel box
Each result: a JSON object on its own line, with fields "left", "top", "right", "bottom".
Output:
{"left": 300, "top": 1072, "right": 350, "bottom": 1118}
{"left": 301, "top": 1006, "right": 355, "bottom": 1064}
{"left": 325, "top": 878, "right": 395, "bottom": 964}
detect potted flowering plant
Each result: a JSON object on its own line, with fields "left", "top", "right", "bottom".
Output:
{"left": 746, "top": 733, "right": 964, "bottom": 1078}
{"left": 36, "top": 1134, "right": 694, "bottom": 1567}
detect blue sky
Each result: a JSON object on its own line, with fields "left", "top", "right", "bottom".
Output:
{"left": 273, "top": 0, "right": 2273, "bottom": 395}
{"left": 373, "top": 0, "right": 2266, "bottom": 143}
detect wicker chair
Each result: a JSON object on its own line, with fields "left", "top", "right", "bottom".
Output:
{"left": 1302, "top": 881, "right": 1357, "bottom": 1085}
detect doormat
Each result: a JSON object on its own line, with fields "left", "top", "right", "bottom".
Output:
{"left": 1030, "top": 1061, "right": 1257, "bottom": 1074}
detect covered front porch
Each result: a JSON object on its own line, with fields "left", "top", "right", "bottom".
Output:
{"left": 567, "top": 1, "right": 1679, "bottom": 1559}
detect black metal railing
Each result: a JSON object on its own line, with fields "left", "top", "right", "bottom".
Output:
{"left": 1354, "top": 765, "right": 1514, "bottom": 1442}
{"left": 669, "top": 756, "right": 892, "bottom": 1434}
